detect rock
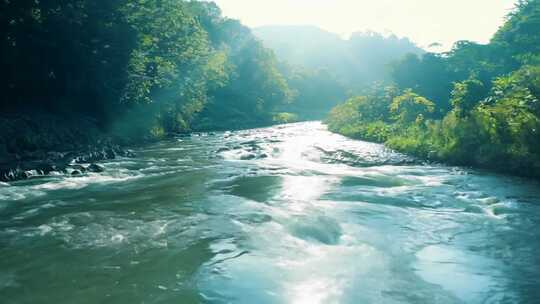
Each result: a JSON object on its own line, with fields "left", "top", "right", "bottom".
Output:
{"left": 70, "top": 164, "right": 87, "bottom": 173}
{"left": 124, "top": 150, "right": 136, "bottom": 158}
{"left": 0, "top": 169, "right": 11, "bottom": 182}
{"left": 39, "top": 164, "right": 56, "bottom": 175}
{"left": 87, "top": 163, "right": 105, "bottom": 173}
{"left": 25, "top": 170, "right": 40, "bottom": 178}
{"left": 105, "top": 148, "right": 116, "bottom": 159}
{"left": 242, "top": 140, "right": 258, "bottom": 146}
{"left": 240, "top": 153, "right": 257, "bottom": 160}
{"left": 217, "top": 147, "right": 230, "bottom": 153}
{"left": 18, "top": 170, "right": 28, "bottom": 180}
{"left": 4, "top": 168, "right": 29, "bottom": 180}
{"left": 71, "top": 170, "right": 82, "bottom": 176}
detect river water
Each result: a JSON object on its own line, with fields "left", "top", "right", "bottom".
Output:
{"left": 1, "top": 122, "right": 539, "bottom": 304}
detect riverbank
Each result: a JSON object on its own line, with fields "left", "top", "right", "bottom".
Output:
{"left": 0, "top": 113, "right": 140, "bottom": 182}
{"left": 0, "top": 111, "right": 301, "bottom": 182}
{"left": 325, "top": 121, "right": 540, "bottom": 181}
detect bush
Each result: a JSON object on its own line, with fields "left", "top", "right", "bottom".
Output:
{"left": 272, "top": 112, "right": 299, "bottom": 124}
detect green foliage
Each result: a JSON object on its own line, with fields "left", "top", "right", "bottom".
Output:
{"left": 272, "top": 113, "right": 299, "bottom": 124}
{"left": 450, "top": 77, "right": 489, "bottom": 116}
{"left": 390, "top": 53, "right": 455, "bottom": 115}
{"left": 390, "top": 89, "right": 435, "bottom": 125}
{"left": 328, "top": 1, "right": 540, "bottom": 178}
{"left": 1, "top": 0, "right": 293, "bottom": 138}
{"left": 326, "top": 98, "right": 362, "bottom": 134}
{"left": 329, "top": 67, "right": 540, "bottom": 177}
{"left": 492, "top": 0, "right": 540, "bottom": 65}
{"left": 122, "top": 0, "right": 210, "bottom": 103}
{"left": 326, "top": 87, "right": 398, "bottom": 142}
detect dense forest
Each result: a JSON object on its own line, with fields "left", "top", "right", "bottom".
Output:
{"left": 0, "top": 0, "right": 425, "bottom": 161}
{"left": 0, "top": 0, "right": 295, "bottom": 159}
{"left": 327, "top": 0, "right": 540, "bottom": 178}
{"left": 2, "top": 0, "right": 539, "bottom": 181}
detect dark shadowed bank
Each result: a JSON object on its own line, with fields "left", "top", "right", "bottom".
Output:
{"left": 0, "top": 113, "right": 136, "bottom": 182}
{"left": 0, "top": 1, "right": 294, "bottom": 181}
{"left": 0, "top": 110, "right": 292, "bottom": 182}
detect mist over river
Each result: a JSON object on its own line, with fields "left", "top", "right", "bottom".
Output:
{"left": 1, "top": 122, "right": 539, "bottom": 304}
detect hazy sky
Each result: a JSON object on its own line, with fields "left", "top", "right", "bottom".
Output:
{"left": 211, "top": 0, "right": 517, "bottom": 50}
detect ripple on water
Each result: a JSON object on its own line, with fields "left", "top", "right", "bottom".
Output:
{"left": 286, "top": 215, "right": 342, "bottom": 245}
{"left": 339, "top": 175, "right": 409, "bottom": 188}
{"left": 0, "top": 185, "right": 46, "bottom": 201}
{"left": 415, "top": 245, "right": 514, "bottom": 303}
{"left": 0, "top": 168, "right": 143, "bottom": 203}
{"left": 3, "top": 211, "right": 203, "bottom": 250}
{"left": 0, "top": 272, "right": 18, "bottom": 289}
{"left": 32, "top": 171, "right": 142, "bottom": 191}
{"left": 2, "top": 121, "right": 540, "bottom": 303}
{"left": 197, "top": 229, "right": 400, "bottom": 304}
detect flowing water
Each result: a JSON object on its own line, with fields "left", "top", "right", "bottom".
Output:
{"left": 1, "top": 122, "right": 540, "bottom": 304}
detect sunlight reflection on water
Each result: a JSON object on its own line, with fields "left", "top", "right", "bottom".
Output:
{"left": 1, "top": 122, "right": 540, "bottom": 303}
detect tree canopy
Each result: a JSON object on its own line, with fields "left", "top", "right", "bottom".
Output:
{"left": 327, "top": 0, "right": 540, "bottom": 178}
{"left": 0, "top": 0, "right": 292, "bottom": 139}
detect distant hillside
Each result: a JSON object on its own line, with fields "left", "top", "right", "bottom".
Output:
{"left": 254, "top": 25, "right": 424, "bottom": 90}
{"left": 253, "top": 26, "right": 348, "bottom": 72}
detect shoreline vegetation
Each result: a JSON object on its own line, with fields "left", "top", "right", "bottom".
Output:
{"left": 0, "top": 112, "right": 298, "bottom": 182}
{"left": 0, "top": 0, "right": 306, "bottom": 181}
{"left": 0, "top": 0, "right": 418, "bottom": 181}
{"left": 1, "top": 1, "right": 296, "bottom": 177}
{"left": 2, "top": 0, "right": 540, "bottom": 182}
{"left": 326, "top": 0, "right": 540, "bottom": 180}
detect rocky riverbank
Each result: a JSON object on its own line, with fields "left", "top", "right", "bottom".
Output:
{"left": 0, "top": 145, "right": 136, "bottom": 182}
{"left": 0, "top": 113, "right": 137, "bottom": 182}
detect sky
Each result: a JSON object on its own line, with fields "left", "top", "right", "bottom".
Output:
{"left": 211, "top": 0, "right": 517, "bottom": 50}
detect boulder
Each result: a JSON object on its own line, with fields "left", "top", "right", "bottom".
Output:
{"left": 70, "top": 164, "right": 87, "bottom": 173}
{"left": 87, "top": 163, "right": 105, "bottom": 173}
{"left": 240, "top": 153, "right": 257, "bottom": 160}
{"left": 124, "top": 150, "right": 136, "bottom": 158}
{"left": 105, "top": 148, "right": 116, "bottom": 159}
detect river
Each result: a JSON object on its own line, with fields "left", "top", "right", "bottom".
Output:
{"left": 1, "top": 122, "right": 539, "bottom": 303}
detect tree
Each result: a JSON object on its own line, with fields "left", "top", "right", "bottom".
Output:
{"left": 492, "top": 0, "right": 540, "bottom": 65}
{"left": 390, "top": 90, "right": 435, "bottom": 125}
{"left": 390, "top": 53, "right": 455, "bottom": 115}
{"left": 450, "top": 77, "right": 489, "bottom": 116}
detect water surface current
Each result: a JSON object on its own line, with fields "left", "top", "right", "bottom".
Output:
{"left": 1, "top": 122, "right": 539, "bottom": 303}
